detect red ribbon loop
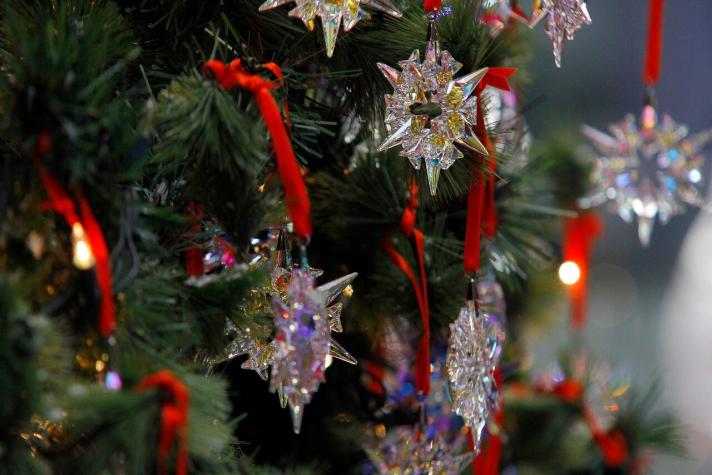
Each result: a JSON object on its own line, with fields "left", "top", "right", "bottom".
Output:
{"left": 33, "top": 134, "right": 116, "bottom": 336}
{"left": 463, "top": 68, "right": 516, "bottom": 272}
{"left": 383, "top": 182, "right": 430, "bottom": 395}
{"left": 563, "top": 212, "right": 603, "bottom": 330}
{"left": 203, "top": 59, "right": 311, "bottom": 239}
{"left": 137, "top": 371, "right": 190, "bottom": 475}
{"left": 643, "top": 0, "right": 665, "bottom": 86}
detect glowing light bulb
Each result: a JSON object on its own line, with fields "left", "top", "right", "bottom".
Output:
{"left": 71, "top": 223, "right": 95, "bottom": 270}
{"left": 558, "top": 261, "right": 581, "bottom": 285}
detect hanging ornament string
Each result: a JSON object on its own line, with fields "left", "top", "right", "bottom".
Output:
{"left": 471, "top": 369, "right": 504, "bottom": 475}
{"left": 382, "top": 181, "right": 430, "bottom": 396}
{"left": 463, "top": 68, "right": 516, "bottom": 272}
{"left": 203, "top": 59, "right": 311, "bottom": 239}
{"left": 136, "top": 371, "right": 190, "bottom": 475}
{"left": 562, "top": 212, "right": 603, "bottom": 330}
{"left": 32, "top": 131, "right": 116, "bottom": 336}
{"left": 184, "top": 202, "right": 205, "bottom": 277}
{"left": 643, "top": 0, "right": 665, "bottom": 87}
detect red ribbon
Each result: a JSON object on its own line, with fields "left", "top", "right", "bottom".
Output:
{"left": 424, "top": 0, "right": 442, "bottom": 13}
{"left": 383, "top": 181, "right": 430, "bottom": 396}
{"left": 643, "top": 0, "right": 665, "bottom": 86}
{"left": 33, "top": 132, "right": 115, "bottom": 336}
{"left": 137, "top": 371, "right": 190, "bottom": 475}
{"left": 562, "top": 212, "right": 603, "bottom": 330}
{"left": 184, "top": 202, "right": 205, "bottom": 277}
{"left": 203, "top": 59, "right": 311, "bottom": 239}
{"left": 471, "top": 369, "right": 504, "bottom": 475}
{"left": 463, "top": 68, "right": 516, "bottom": 272}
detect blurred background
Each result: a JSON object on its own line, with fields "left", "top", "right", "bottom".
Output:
{"left": 523, "top": 1, "right": 712, "bottom": 473}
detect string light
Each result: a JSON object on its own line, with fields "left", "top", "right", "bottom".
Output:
{"left": 558, "top": 261, "right": 581, "bottom": 285}
{"left": 71, "top": 222, "right": 95, "bottom": 270}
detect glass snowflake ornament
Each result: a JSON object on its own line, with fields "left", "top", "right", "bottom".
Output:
{"left": 579, "top": 106, "right": 712, "bottom": 246}
{"left": 377, "top": 30, "right": 489, "bottom": 195}
{"left": 258, "top": 0, "right": 401, "bottom": 58}
{"left": 541, "top": 0, "right": 591, "bottom": 68}
{"left": 446, "top": 293, "right": 502, "bottom": 453}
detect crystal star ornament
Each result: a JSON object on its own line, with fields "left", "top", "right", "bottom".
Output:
{"left": 579, "top": 106, "right": 712, "bottom": 246}
{"left": 446, "top": 295, "right": 501, "bottom": 453}
{"left": 377, "top": 33, "right": 489, "bottom": 195}
{"left": 542, "top": 0, "right": 592, "bottom": 67}
{"left": 258, "top": 0, "right": 401, "bottom": 58}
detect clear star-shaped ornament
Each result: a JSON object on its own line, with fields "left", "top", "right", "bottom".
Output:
{"left": 541, "top": 0, "right": 591, "bottom": 68}
{"left": 258, "top": 0, "right": 402, "bottom": 57}
{"left": 579, "top": 105, "right": 712, "bottom": 246}
{"left": 445, "top": 287, "right": 503, "bottom": 453}
{"left": 364, "top": 425, "right": 472, "bottom": 475}
{"left": 377, "top": 29, "right": 489, "bottom": 195}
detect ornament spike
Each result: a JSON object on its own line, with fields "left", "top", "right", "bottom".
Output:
{"left": 425, "top": 159, "right": 441, "bottom": 196}
{"left": 329, "top": 338, "right": 358, "bottom": 365}
{"left": 290, "top": 402, "right": 304, "bottom": 434}
{"left": 317, "top": 272, "right": 358, "bottom": 305}
{"left": 637, "top": 216, "right": 654, "bottom": 247}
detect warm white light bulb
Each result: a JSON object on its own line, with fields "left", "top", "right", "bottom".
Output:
{"left": 558, "top": 261, "right": 581, "bottom": 285}
{"left": 71, "top": 223, "right": 95, "bottom": 270}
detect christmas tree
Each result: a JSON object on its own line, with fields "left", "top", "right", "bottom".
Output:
{"left": 0, "top": 1, "right": 686, "bottom": 474}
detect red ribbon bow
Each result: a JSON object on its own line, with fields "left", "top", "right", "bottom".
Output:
{"left": 202, "top": 59, "right": 311, "bottom": 239}
{"left": 137, "top": 371, "right": 190, "bottom": 475}
{"left": 383, "top": 181, "right": 431, "bottom": 396}
{"left": 33, "top": 131, "right": 116, "bottom": 336}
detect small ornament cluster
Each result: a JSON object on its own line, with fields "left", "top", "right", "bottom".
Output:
{"left": 258, "top": 0, "right": 402, "bottom": 57}
{"left": 580, "top": 106, "right": 712, "bottom": 246}
{"left": 365, "top": 425, "right": 471, "bottom": 475}
{"left": 445, "top": 276, "right": 506, "bottom": 452}
{"left": 377, "top": 34, "right": 488, "bottom": 195}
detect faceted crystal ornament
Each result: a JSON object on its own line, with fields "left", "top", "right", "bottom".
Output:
{"left": 258, "top": 0, "right": 402, "bottom": 58}
{"left": 579, "top": 106, "right": 712, "bottom": 246}
{"left": 541, "top": 0, "right": 592, "bottom": 68}
{"left": 270, "top": 270, "right": 330, "bottom": 433}
{"left": 377, "top": 37, "right": 489, "bottom": 195}
{"left": 445, "top": 297, "right": 502, "bottom": 453}
{"left": 365, "top": 426, "right": 472, "bottom": 475}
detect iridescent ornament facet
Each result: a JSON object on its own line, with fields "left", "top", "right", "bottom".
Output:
{"left": 258, "top": 0, "right": 402, "bottom": 58}
{"left": 377, "top": 35, "right": 488, "bottom": 195}
{"left": 365, "top": 425, "right": 472, "bottom": 475}
{"left": 580, "top": 106, "right": 712, "bottom": 246}
{"left": 541, "top": 0, "right": 592, "bottom": 68}
{"left": 445, "top": 295, "right": 502, "bottom": 453}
